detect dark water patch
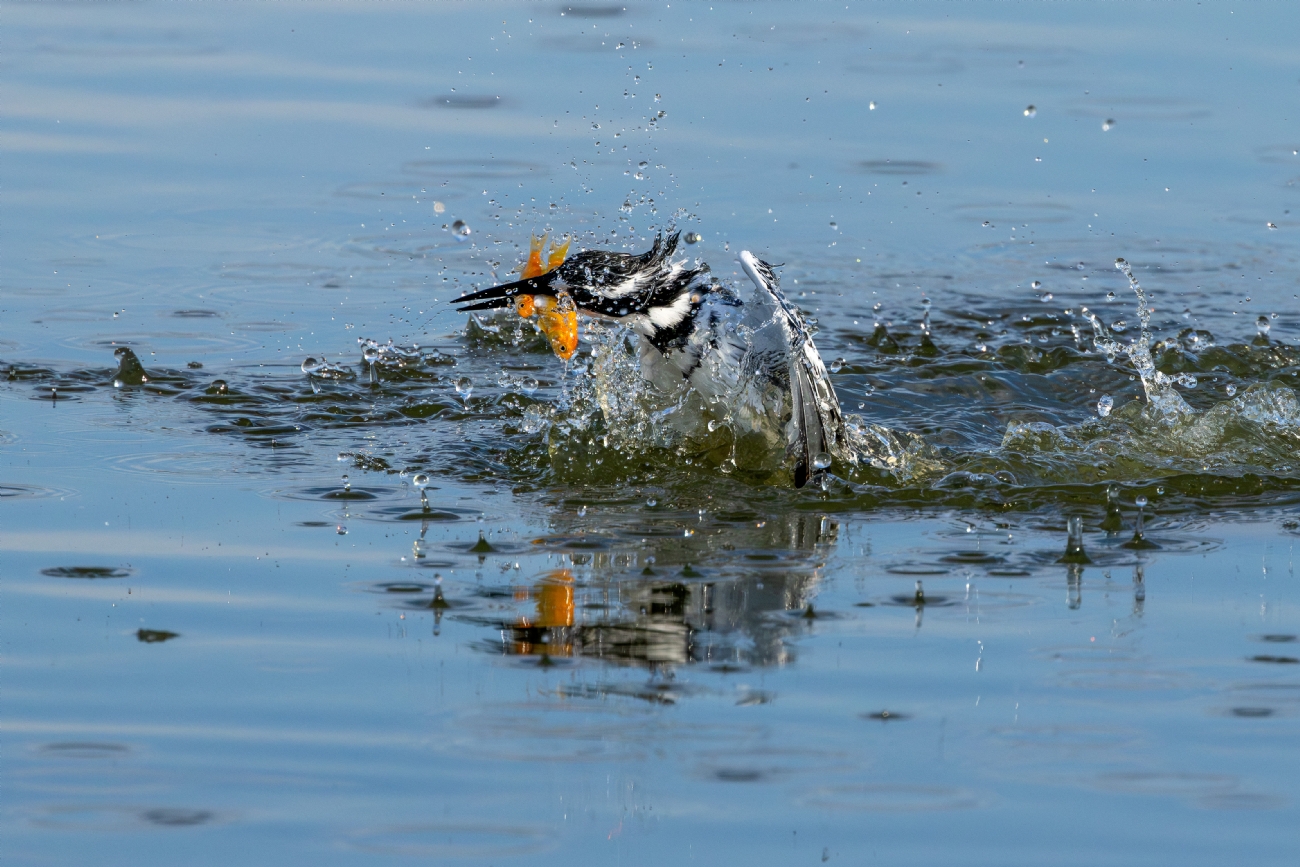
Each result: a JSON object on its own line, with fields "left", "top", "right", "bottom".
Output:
{"left": 855, "top": 159, "right": 942, "bottom": 176}
{"left": 884, "top": 564, "right": 950, "bottom": 576}
{"left": 140, "top": 808, "right": 215, "bottom": 827}
{"left": 38, "top": 742, "right": 130, "bottom": 759}
{"left": 369, "top": 581, "right": 436, "bottom": 594}
{"left": 1229, "top": 707, "right": 1275, "bottom": 718}
{"left": 136, "top": 629, "right": 179, "bottom": 643}
{"left": 1259, "top": 634, "right": 1297, "bottom": 643}
{"left": 939, "top": 550, "right": 1005, "bottom": 565}
{"left": 560, "top": 4, "right": 626, "bottom": 18}
{"left": 387, "top": 508, "right": 463, "bottom": 522}
{"left": 42, "top": 566, "right": 132, "bottom": 579}
{"left": 712, "top": 768, "right": 764, "bottom": 782}
{"left": 862, "top": 710, "right": 911, "bottom": 722}
{"left": 1249, "top": 655, "right": 1299, "bottom": 665}
{"left": 169, "top": 309, "right": 222, "bottom": 319}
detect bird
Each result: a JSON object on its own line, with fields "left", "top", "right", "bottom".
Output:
{"left": 454, "top": 231, "right": 845, "bottom": 487}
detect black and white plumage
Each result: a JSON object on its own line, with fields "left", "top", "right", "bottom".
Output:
{"left": 455, "top": 232, "right": 845, "bottom": 487}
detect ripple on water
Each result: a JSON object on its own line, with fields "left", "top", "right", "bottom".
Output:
{"left": 799, "top": 784, "right": 981, "bottom": 812}
{"left": 342, "top": 823, "right": 555, "bottom": 858}
{"left": 0, "top": 483, "right": 70, "bottom": 500}
{"left": 109, "top": 451, "right": 241, "bottom": 483}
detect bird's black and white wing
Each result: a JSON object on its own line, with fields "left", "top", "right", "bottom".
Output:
{"left": 738, "top": 251, "right": 844, "bottom": 487}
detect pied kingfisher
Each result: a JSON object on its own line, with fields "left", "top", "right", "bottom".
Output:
{"left": 454, "top": 232, "right": 845, "bottom": 487}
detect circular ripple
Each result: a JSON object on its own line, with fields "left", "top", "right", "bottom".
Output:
{"left": 0, "top": 483, "right": 71, "bottom": 500}
{"left": 109, "top": 451, "right": 237, "bottom": 483}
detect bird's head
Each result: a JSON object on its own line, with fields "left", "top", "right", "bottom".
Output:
{"left": 455, "top": 232, "right": 708, "bottom": 357}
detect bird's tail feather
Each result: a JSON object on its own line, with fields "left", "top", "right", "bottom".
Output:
{"left": 788, "top": 338, "right": 844, "bottom": 487}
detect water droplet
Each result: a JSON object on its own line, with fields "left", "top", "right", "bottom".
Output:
{"left": 1156, "top": 486, "right": 1165, "bottom": 496}
{"left": 812, "top": 452, "right": 833, "bottom": 471}
{"left": 646, "top": 498, "right": 657, "bottom": 508}
{"left": 1105, "top": 291, "right": 1116, "bottom": 302}
{"left": 684, "top": 232, "right": 702, "bottom": 244}
{"left": 301, "top": 357, "right": 319, "bottom": 374}
{"left": 455, "top": 376, "right": 473, "bottom": 400}
{"left": 1257, "top": 315, "right": 1271, "bottom": 336}
{"left": 1267, "top": 222, "right": 1278, "bottom": 230}
{"left": 577, "top": 505, "right": 587, "bottom": 517}
{"left": 869, "top": 101, "right": 876, "bottom": 110}
{"left": 828, "top": 358, "right": 845, "bottom": 373}
{"left": 707, "top": 419, "right": 721, "bottom": 432}
{"left": 341, "top": 474, "right": 351, "bottom": 491}
{"left": 451, "top": 219, "right": 471, "bottom": 239}
{"left": 212, "top": 379, "right": 228, "bottom": 395}
{"left": 1226, "top": 383, "right": 1238, "bottom": 397}
{"left": 520, "top": 376, "right": 538, "bottom": 395}
{"left": 337, "top": 525, "right": 347, "bottom": 535}
{"left": 1031, "top": 280, "right": 1042, "bottom": 289}
{"left": 1024, "top": 105, "right": 1037, "bottom": 117}
{"left": 412, "top": 473, "right": 430, "bottom": 489}
{"left": 1102, "top": 118, "right": 1114, "bottom": 131}
{"left": 1135, "top": 495, "right": 1149, "bottom": 508}
{"left": 1097, "top": 394, "right": 1114, "bottom": 418}
{"left": 1040, "top": 292, "right": 1053, "bottom": 302}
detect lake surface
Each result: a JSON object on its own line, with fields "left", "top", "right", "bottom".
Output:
{"left": 3, "top": 2, "right": 1299, "bottom": 864}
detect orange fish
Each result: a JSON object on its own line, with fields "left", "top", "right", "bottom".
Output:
{"left": 513, "top": 233, "right": 576, "bottom": 359}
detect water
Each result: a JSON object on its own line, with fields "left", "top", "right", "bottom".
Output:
{"left": 4, "top": 2, "right": 1300, "bottom": 864}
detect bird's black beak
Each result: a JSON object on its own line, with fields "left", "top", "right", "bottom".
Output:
{"left": 454, "top": 272, "right": 557, "bottom": 312}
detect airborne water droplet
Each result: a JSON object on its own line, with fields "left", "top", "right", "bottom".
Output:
{"left": 1097, "top": 394, "right": 1114, "bottom": 418}
{"left": 1024, "top": 105, "right": 1037, "bottom": 117}
{"left": 1102, "top": 119, "right": 1114, "bottom": 131}
{"left": 455, "top": 377, "right": 472, "bottom": 400}
{"left": 520, "top": 377, "right": 538, "bottom": 396}
{"left": 812, "top": 452, "right": 833, "bottom": 471}
{"left": 1257, "top": 315, "right": 1271, "bottom": 336}
{"left": 1226, "top": 383, "right": 1238, "bottom": 397}
{"left": 684, "top": 232, "right": 701, "bottom": 244}
{"left": 828, "top": 358, "right": 845, "bottom": 373}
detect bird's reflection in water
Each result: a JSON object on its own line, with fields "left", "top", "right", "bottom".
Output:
{"left": 490, "top": 512, "right": 839, "bottom": 670}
